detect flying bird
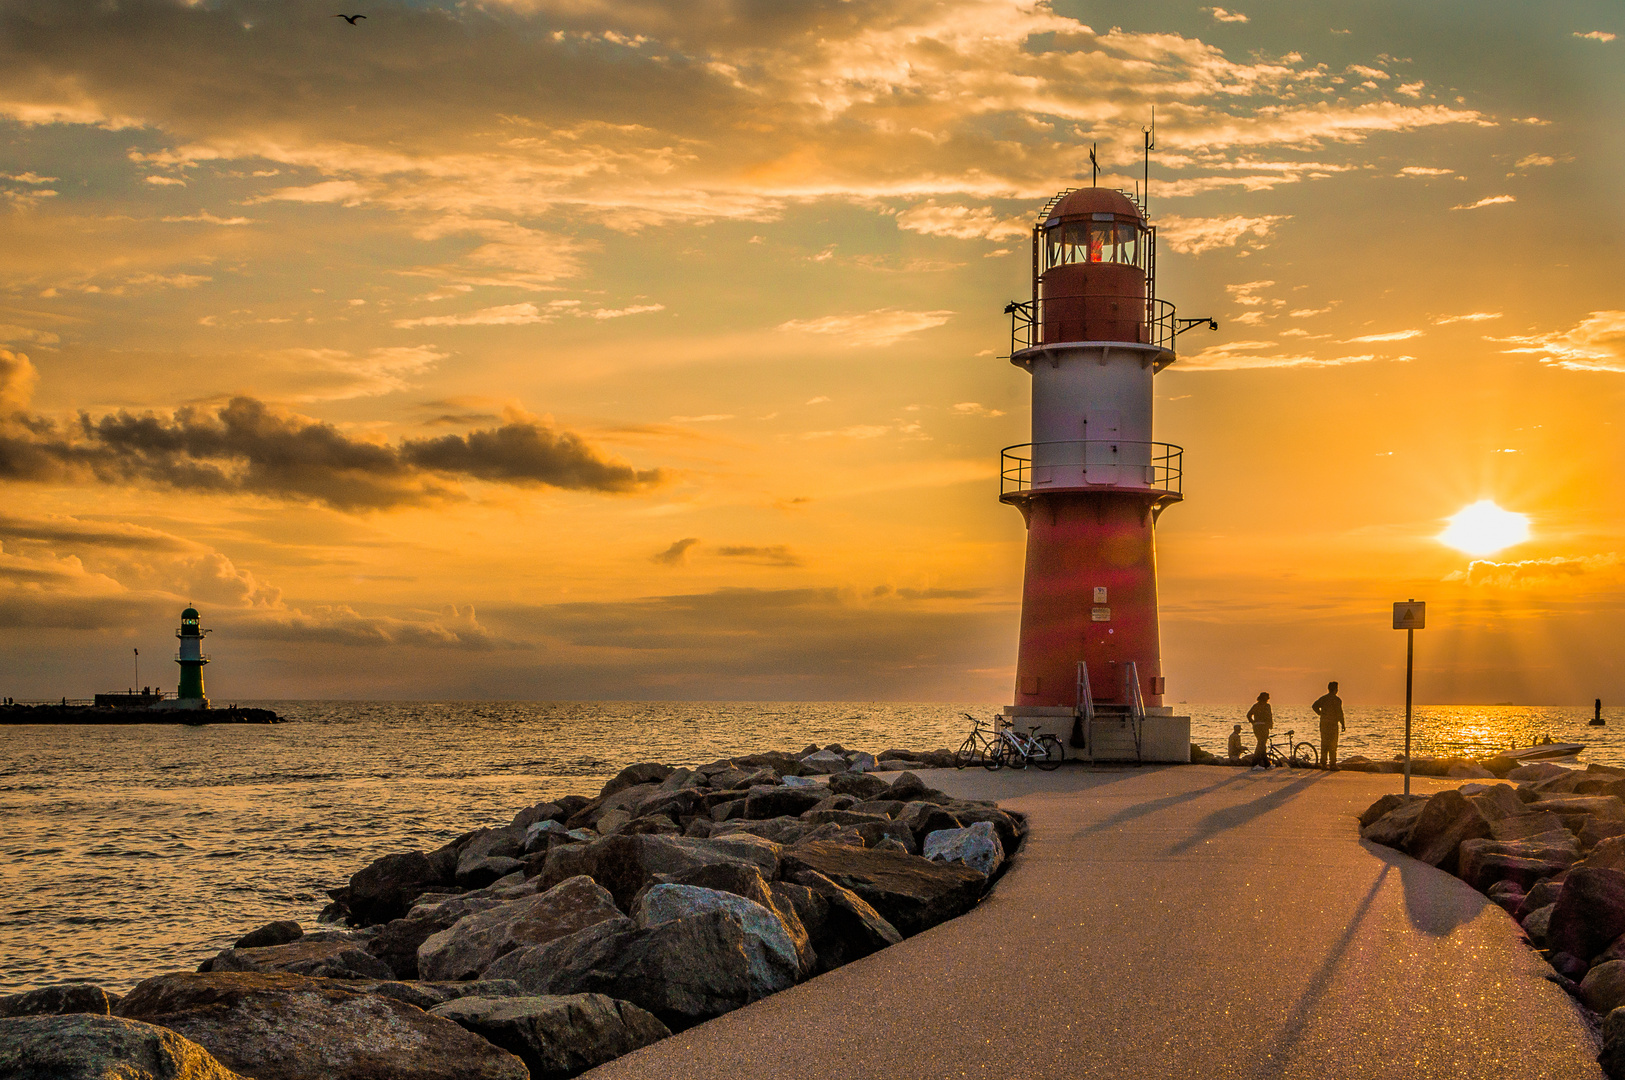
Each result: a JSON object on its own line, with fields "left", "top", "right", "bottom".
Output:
{"left": 334, "top": 13, "right": 366, "bottom": 23}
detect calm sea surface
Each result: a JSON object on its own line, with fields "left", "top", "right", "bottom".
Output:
{"left": 2, "top": 699, "right": 1620, "bottom": 994}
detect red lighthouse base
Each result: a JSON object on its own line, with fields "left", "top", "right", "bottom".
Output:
{"left": 1010, "top": 491, "right": 1166, "bottom": 710}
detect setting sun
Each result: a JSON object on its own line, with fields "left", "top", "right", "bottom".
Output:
{"left": 1438, "top": 500, "right": 1531, "bottom": 557}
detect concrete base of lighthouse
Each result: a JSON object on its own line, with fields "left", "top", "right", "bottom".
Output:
{"left": 1003, "top": 705, "right": 1191, "bottom": 763}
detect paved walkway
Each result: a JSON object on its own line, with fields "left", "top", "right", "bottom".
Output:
{"left": 585, "top": 765, "right": 1604, "bottom": 1079}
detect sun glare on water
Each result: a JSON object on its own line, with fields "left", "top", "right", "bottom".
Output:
{"left": 1438, "top": 500, "right": 1530, "bottom": 556}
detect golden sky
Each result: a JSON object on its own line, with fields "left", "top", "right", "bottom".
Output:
{"left": 1, "top": 0, "right": 1621, "bottom": 705}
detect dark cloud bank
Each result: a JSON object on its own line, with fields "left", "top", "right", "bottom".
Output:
{"left": 0, "top": 395, "right": 665, "bottom": 509}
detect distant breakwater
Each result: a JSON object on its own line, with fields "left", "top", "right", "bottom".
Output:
{"left": 0, "top": 705, "right": 281, "bottom": 725}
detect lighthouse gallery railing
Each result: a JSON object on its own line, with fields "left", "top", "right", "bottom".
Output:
{"left": 1001, "top": 441, "right": 1183, "bottom": 498}
{"left": 1004, "top": 297, "right": 1179, "bottom": 355}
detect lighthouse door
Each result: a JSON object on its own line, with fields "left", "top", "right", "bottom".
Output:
{"left": 1085, "top": 410, "right": 1120, "bottom": 485}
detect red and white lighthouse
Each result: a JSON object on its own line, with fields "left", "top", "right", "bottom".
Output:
{"left": 999, "top": 186, "right": 1208, "bottom": 761}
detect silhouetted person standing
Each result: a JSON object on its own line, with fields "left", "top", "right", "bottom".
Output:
{"left": 1246, "top": 692, "right": 1273, "bottom": 767}
{"left": 1312, "top": 681, "right": 1345, "bottom": 770}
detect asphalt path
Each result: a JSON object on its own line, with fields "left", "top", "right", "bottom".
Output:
{"left": 584, "top": 764, "right": 1604, "bottom": 1079}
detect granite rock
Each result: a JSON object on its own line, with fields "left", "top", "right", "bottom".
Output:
{"left": 429, "top": 994, "right": 670, "bottom": 1080}
{"left": 418, "top": 875, "right": 623, "bottom": 981}
{"left": 0, "top": 1014, "right": 247, "bottom": 1080}
{"left": 115, "top": 971, "right": 527, "bottom": 1080}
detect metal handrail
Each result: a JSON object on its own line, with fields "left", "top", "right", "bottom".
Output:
{"left": 1001, "top": 440, "right": 1183, "bottom": 498}
{"left": 1005, "top": 297, "right": 1177, "bottom": 355}
{"left": 1075, "top": 661, "right": 1095, "bottom": 762}
{"left": 1124, "top": 661, "right": 1146, "bottom": 762}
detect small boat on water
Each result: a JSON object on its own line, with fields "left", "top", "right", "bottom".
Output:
{"left": 1499, "top": 739, "right": 1585, "bottom": 762}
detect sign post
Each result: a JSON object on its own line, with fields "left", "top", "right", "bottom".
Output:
{"left": 1392, "top": 600, "right": 1425, "bottom": 794}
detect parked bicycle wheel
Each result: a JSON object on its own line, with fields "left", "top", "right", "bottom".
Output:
{"left": 981, "top": 741, "right": 1004, "bottom": 771}
{"left": 1291, "top": 742, "right": 1321, "bottom": 768}
{"left": 1002, "top": 739, "right": 1029, "bottom": 770}
{"left": 954, "top": 734, "right": 980, "bottom": 770}
{"left": 1033, "top": 734, "right": 1064, "bottom": 771}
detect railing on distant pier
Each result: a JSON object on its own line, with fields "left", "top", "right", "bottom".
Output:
{"left": 1004, "top": 297, "right": 1178, "bottom": 355}
{"left": 1000, "top": 440, "right": 1183, "bottom": 499}
{"left": 6, "top": 698, "right": 95, "bottom": 707}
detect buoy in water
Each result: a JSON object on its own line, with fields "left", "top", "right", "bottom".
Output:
{"left": 1593, "top": 697, "right": 1608, "bottom": 727}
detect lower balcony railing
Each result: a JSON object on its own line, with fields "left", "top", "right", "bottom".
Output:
{"left": 1001, "top": 440, "right": 1183, "bottom": 498}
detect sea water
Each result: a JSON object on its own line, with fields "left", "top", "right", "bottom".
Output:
{"left": 2, "top": 699, "right": 1617, "bottom": 993}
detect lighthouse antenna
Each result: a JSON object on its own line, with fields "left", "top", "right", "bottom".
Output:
{"left": 1142, "top": 108, "right": 1156, "bottom": 218}
{"left": 1089, "top": 143, "right": 1099, "bottom": 187}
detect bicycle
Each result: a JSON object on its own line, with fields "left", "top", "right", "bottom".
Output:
{"left": 993, "top": 719, "right": 1065, "bottom": 771}
{"left": 954, "top": 714, "right": 1003, "bottom": 770}
{"left": 1262, "top": 728, "right": 1320, "bottom": 769}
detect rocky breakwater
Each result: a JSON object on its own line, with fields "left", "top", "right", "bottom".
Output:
{"left": 1358, "top": 760, "right": 1625, "bottom": 1077}
{"left": 0, "top": 744, "right": 1022, "bottom": 1080}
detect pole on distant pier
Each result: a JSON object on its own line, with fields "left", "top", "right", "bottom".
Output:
{"left": 134, "top": 647, "right": 139, "bottom": 690}
{"left": 1393, "top": 600, "right": 1425, "bottom": 796}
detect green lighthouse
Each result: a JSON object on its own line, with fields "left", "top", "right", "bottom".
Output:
{"left": 175, "top": 606, "right": 210, "bottom": 709}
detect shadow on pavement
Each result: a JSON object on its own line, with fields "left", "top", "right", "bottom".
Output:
{"left": 1250, "top": 864, "right": 1392, "bottom": 1080}
{"left": 1358, "top": 839, "right": 1489, "bottom": 937}
{"left": 1161, "top": 771, "right": 1327, "bottom": 856}
{"left": 1066, "top": 768, "right": 1255, "bottom": 840}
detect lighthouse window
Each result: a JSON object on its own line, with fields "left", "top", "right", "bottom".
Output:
{"left": 1043, "top": 220, "right": 1145, "bottom": 269}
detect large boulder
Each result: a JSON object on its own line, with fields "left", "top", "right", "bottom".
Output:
{"left": 1403, "top": 790, "right": 1493, "bottom": 872}
{"left": 200, "top": 939, "right": 393, "bottom": 980}
{"left": 1582, "top": 818, "right": 1625, "bottom": 851}
{"left": 1522, "top": 903, "right": 1555, "bottom": 946}
{"left": 1488, "top": 812, "right": 1567, "bottom": 842}
{"left": 639, "top": 862, "right": 815, "bottom": 975}
{"left": 853, "top": 818, "right": 919, "bottom": 854}
{"left": 1547, "top": 867, "right": 1625, "bottom": 962}
{"left": 601, "top": 763, "right": 674, "bottom": 799}
{"left": 0, "top": 1014, "right": 246, "bottom": 1080}
{"left": 1522, "top": 795, "right": 1625, "bottom": 832}
{"left": 1601, "top": 1006, "right": 1625, "bottom": 1079}
{"left": 1508, "top": 762, "right": 1574, "bottom": 783}
{"left": 923, "top": 821, "right": 1005, "bottom": 878}
{"left": 798, "top": 750, "right": 849, "bottom": 774}
{"left": 429, "top": 995, "right": 670, "bottom": 1080}
{"left": 743, "top": 785, "right": 825, "bottom": 820}
{"left": 1582, "top": 960, "right": 1625, "bottom": 1015}
{"left": 345, "top": 850, "right": 456, "bottom": 926}
{"left": 370, "top": 880, "right": 545, "bottom": 979}
{"left": 531, "top": 834, "right": 777, "bottom": 912}
{"left": 484, "top": 912, "right": 796, "bottom": 1030}
{"left": 233, "top": 921, "right": 302, "bottom": 950}
{"left": 828, "top": 771, "right": 890, "bottom": 800}
{"left": 0, "top": 983, "right": 120, "bottom": 1019}
{"left": 1515, "top": 879, "right": 1567, "bottom": 921}
{"left": 1456, "top": 842, "right": 1575, "bottom": 894}
{"left": 897, "top": 802, "right": 965, "bottom": 845}
{"left": 1583, "top": 836, "right": 1625, "bottom": 872}
{"left": 114, "top": 972, "right": 528, "bottom": 1080}
{"left": 780, "top": 840, "right": 986, "bottom": 937}
{"left": 633, "top": 885, "right": 801, "bottom": 985}
{"left": 418, "top": 875, "right": 622, "bottom": 981}
{"left": 785, "top": 870, "right": 903, "bottom": 971}
{"left": 1358, "top": 793, "right": 1425, "bottom": 829}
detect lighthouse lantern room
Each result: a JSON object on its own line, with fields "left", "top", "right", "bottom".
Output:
{"left": 999, "top": 184, "right": 1210, "bottom": 762}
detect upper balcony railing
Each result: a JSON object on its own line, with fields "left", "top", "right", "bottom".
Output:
{"left": 1001, "top": 440, "right": 1183, "bottom": 501}
{"left": 1005, "top": 297, "right": 1178, "bottom": 356}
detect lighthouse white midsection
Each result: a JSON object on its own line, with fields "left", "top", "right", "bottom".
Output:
{"left": 1022, "top": 342, "right": 1163, "bottom": 491}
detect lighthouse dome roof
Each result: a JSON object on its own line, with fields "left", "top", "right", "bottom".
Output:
{"left": 181, "top": 607, "right": 200, "bottom": 619}
{"left": 1045, "top": 187, "right": 1142, "bottom": 224}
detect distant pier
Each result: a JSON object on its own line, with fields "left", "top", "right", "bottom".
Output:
{"left": 0, "top": 702, "right": 281, "bottom": 725}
